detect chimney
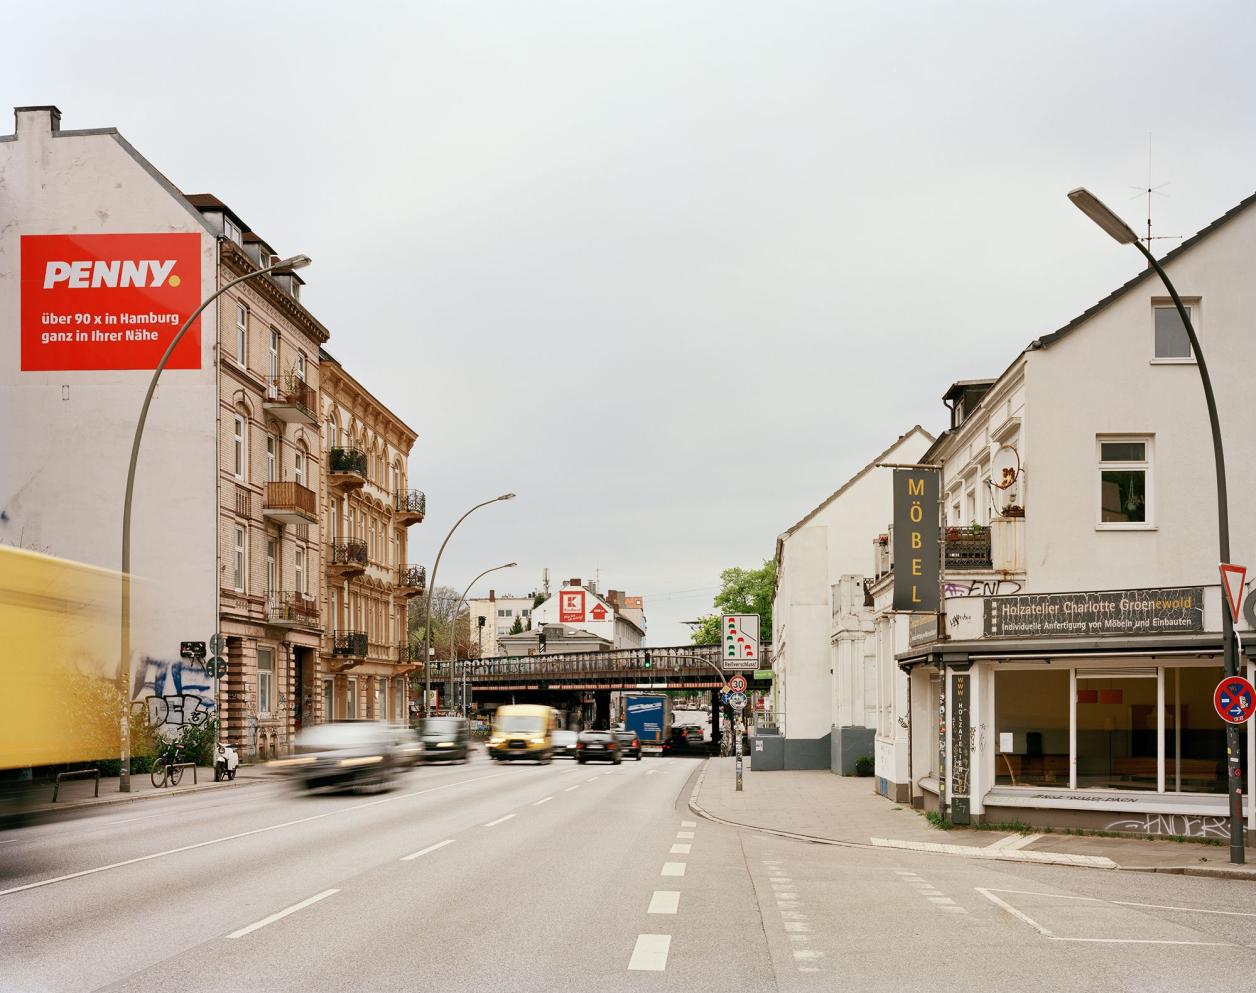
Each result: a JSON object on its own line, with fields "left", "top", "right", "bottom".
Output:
{"left": 569, "top": 578, "right": 581, "bottom": 589}
{"left": 15, "top": 105, "right": 62, "bottom": 138}
{"left": 489, "top": 589, "right": 496, "bottom": 602}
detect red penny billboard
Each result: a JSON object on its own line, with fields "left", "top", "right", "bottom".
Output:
{"left": 21, "top": 233, "right": 203, "bottom": 371}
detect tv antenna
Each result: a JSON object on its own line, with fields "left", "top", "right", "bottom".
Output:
{"left": 1129, "top": 134, "right": 1180, "bottom": 249}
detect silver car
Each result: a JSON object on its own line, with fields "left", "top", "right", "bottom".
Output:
{"left": 274, "top": 721, "right": 402, "bottom": 793}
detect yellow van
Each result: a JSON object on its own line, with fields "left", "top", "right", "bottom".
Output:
{"left": 489, "top": 705, "right": 558, "bottom": 763}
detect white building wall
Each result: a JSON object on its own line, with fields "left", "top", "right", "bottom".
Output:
{"left": 0, "top": 108, "right": 218, "bottom": 702}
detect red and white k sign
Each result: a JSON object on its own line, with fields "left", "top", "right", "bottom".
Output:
{"left": 559, "top": 590, "right": 586, "bottom": 623}
{"left": 21, "top": 232, "right": 203, "bottom": 371}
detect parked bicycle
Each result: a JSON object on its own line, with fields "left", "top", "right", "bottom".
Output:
{"left": 150, "top": 728, "right": 191, "bottom": 788}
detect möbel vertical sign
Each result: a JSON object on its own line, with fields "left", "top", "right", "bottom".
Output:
{"left": 892, "top": 469, "right": 939, "bottom": 612}
{"left": 21, "top": 233, "right": 202, "bottom": 371}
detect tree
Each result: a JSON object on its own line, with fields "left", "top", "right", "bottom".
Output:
{"left": 690, "top": 559, "right": 776, "bottom": 646}
{"left": 407, "top": 585, "right": 477, "bottom": 659}
{"left": 508, "top": 615, "right": 524, "bottom": 635}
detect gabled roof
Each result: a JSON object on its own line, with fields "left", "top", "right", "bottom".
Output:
{"left": 1034, "top": 188, "right": 1256, "bottom": 350}
{"left": 776, "top": 425, "right": 935, "bottom": 552}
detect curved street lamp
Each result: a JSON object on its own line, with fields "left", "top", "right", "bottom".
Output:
{"left": 1068, "top": 187, "right": 1243, "bottom": 865}
{"left": 420, "top": 493, "right": 516, "bottom": 714}
{"left": 448, "top": 561, "right": 517, "bottom": 715}
{"left": 119, "top": 252, "right": 312, "bottom": 791}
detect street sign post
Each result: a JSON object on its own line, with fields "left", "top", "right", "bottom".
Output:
{"left": 207, "top": 657, "right": 228, "bottom": 679}
{"left": 1214, "top": 675, "right": 1255, "bottom": 725}
{"left": 208, "top": 632, "right": 226, "bottom": 656}
{"left": 721, "top": 614, "right": 760, "bottom": 670}
{"left": 728, "top": 674, "right": 748, "bottom": 694}
{"left": 728, "top": 690, "right": 749, "bottom": 711}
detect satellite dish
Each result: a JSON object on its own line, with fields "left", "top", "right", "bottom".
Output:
{"left": 990, "top": 445, "right": 1022, "bottom": 491}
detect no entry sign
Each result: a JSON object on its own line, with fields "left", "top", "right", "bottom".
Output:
{"left": 1214, "top": 676, "right": 1255, "bottom": 725}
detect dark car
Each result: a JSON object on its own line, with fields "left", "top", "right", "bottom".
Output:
{"left": 419, "top": 716, "right": 470, "bottom": 763}
{"left": 613, "top": 729, "right": 642, "bottom": 760}
{"left": 551, "top": 729, "right": 579, "bottom": 758}
{"left": 576, "top": 730, "right": 622, "bottom": 764}
{"left": 662, "top": 727, "right": 704, "bottom": 756}
{"left": 280, "top": 721, "right": 401, "bottom": 792}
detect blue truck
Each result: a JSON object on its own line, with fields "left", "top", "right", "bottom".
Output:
{"left": 624, "top": 693, "right": 670, "bottom": 747}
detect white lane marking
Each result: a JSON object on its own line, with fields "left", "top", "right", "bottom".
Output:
{"left": 987, "top": 833, "right": 1043, "bottom": 851}
{"left": 871, "top": 837, "right": 1116, "bottom": 868}
{"left": 401, "top": 839, "right": 455, "bottom": 862}
{"left": 681, "top": 820, "right": 696, "bottom": 828}
{"left": 794, "top": 950, "right": 824, "bottom": 961}
{"left": 783, "top": 922, "right": 811, "bottom": 933}
{"left": 627, "top": 934, "right": 671, "bottom": 971}
{"left": 564, "top": 785, "right": 580, "bottom": 792}
{"left": 975, "top": 888, "right": 1232, "bottom": 946}
{"left": 586, "top": 776, "right": 600, "bottom": 783}
{"left": 670, "top": 843, "right": 691, "bottom": 854}
{"left": 533, "top": 796, "right": 553, "bottom": 806}
{"left": 676, "top": 831, "right": 694, "bottom": 839}
{"left": 661, "top": 862, "right": 686, "bottom": 876}
{"left": 984, "top": 888, "right": 1256, "bottom": 920}
{"left": 928, "top": 897, "right": 955, "bottom": 905}
{"left": 776, "top": 892, "right": 799, "bottom": 900}
{"left": 0, "top": 772, "right": 506, "bottom": 898}
{"left": 227, "top": 888, "right": 338, "bottom": 939}
{"left": 483, "top": 814, "right": 516, "bottom": 828}
{"left": 648, "top": 891, "right": 680, "bottom": 914}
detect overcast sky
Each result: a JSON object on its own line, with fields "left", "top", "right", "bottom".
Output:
{"left": 7, "top": 1, "right": 1256, "bottom": 644}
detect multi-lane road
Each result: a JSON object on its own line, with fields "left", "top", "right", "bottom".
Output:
{"left": 2, "top": 753, "right": 1255, "bottom": 993}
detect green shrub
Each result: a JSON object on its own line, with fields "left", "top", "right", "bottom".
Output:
{"left": 925, "top": 810, "right": 953, "bottom": 830}
{"left": 854, "top": 756, "right": 874, "bottom": 777}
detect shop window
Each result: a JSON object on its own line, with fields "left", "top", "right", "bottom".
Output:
{"left": 1166, "top": 666, "right": 1242, "bottom": 794}
{"left": 994, "top": 668, "right": 1069, "bottom": 787}
{"left": 1075, "top": 673, "right": 1158, "bottom": 790}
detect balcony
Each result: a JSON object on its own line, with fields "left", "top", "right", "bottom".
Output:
{"left": 395, "top": 564, "right": 427, "bottom": 598}
{"left": 268, "top": 591, "right": 319, "bottom": 629}
{"left": 262, "top": 481, "right": 318, "bottom": 526}
{"left": 327, "top": 447, "right": 366, "bottom": 492}
{"left": 394, "top": 489, "right": 426, "bottom": 526}
{"left": 332, "top": 630, "right": 368, "bottom": 658}
{"left": 263, "top": 375, "right": 318, "bottom": 426}
{"left": 327, "top": 539, "right": 368, "bottom": 578}
{"left": 945, "top": 524, "right": 992, "bottom": 570}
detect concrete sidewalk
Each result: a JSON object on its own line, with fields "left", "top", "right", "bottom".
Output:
{"left": 689, "top": 758, "right": 1256, "bottom": 880}
{"left": 1, "top": 764, "right": 266, "bottom": 825}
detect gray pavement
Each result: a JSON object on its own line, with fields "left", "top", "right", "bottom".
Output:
{"left": 3, "top": 753, "right": 1256, "bottom": 993}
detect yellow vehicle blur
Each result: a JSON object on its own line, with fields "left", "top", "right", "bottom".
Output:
{"left": 488, "top": 705, "right": 559, "bottom": 763}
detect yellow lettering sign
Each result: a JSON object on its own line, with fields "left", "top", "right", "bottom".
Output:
{"left": 908, "top": 478, "right": 924, "bottom": 496}
{"left": 911, "top": 532, "right": 922, "bottom": 549}
{"left": 909, "top": 504, "right": 923, "bottom": 523}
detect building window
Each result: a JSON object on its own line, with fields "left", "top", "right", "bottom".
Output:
{"left": 347, "top": 678, "right": 358, "bottom": 719}
{"left": 497, "top": 609, "right": 507, "bottom": 618}
{"left": 522, "top": 609, "right": 530, "bottom": 618}
{"left": 266, "top": 435, "right": 277, "bottom": 482}
{"left": 296, "top": 352, "right": 306, "bottom": 379}
{"left": 235, "top": 303, "right": 248, "bottom": 366}
{"left": 1167, "top": 666, "right": 1241, "bottom": 794}
{"left": 233, "top": 526, "right": 246, "bottom": 592}
{"left": 294, "top": 451, "right": 304, "bottom": 488}
{"left": 1153, "top": 304, "right": 1194, "bottom": 360}
{"left": 267, "top": 538, "right": 276, "bottom": 593}
{"left": 233, "top": 416, "right": 246, "bottom": 479}
{"left": 323, "top": 677, "right": 334, "bottom": 722}
{"left": 257, "top": 647, "right": 274, "bottom": 716}
{"left": 1098, "top": 437, "right": 1151, "bottom": 527}
{"left": 269, "top": 329, "right": 279, "bottom": 381}
{"left": 994, "top": 668, "right": 1069, "bottom": 788}
{"left": 224, "top": 216, "right": 243, "bottom": 246}
{"left": 295, "top": 547, "right": 305, "bottom": 595}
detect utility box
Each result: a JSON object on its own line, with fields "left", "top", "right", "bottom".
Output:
{"left": 750, "top": 729, "right": 784, "bottom": 771}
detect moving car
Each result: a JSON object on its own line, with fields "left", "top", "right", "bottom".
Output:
{"left": 419, "top": 716, "right": 470, "bottom": 763}
{"left": 551, "top": 729, "right": 579, "bottom": 759}
{"left": 680, "top": 724, "right": 707, "bottom": 743}
{"left": 613, "top": 729, "right": 642, "bottom": 760}
{"left": 389, "top": 725, "right": 424, "bottom": 767}
{"left": 277, "top": 721, "right": 402, "bottom": 792}
{"left": 662, "top": 726, "right": 705, "bottom": 756}
{"left": 489, "top": 704, "right": 557, "bottom": 763}
{"left": 576, "top": 730, "right": 621, "bottom": 764}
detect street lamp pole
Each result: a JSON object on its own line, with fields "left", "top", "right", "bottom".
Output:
{"left": 118, "top": 251, "right": 312, "bottom": 792}
{"left": 449, "top": 561, "right": 517, "bottom": 715}
{"left": 1069, "top": 188, "right": 1245, "bottom": 864}
{"left": 420, "top": 493, "right": 515, "bottom": 715}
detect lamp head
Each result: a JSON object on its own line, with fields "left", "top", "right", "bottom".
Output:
{"left": 275, "top": 254, "right": 313, "bottom": 271}
{"left": 1067, "top": 188, "right": 1138, "bottom": 245}
{"left": 497, "top": 492, "right": 517, "bottom": 501}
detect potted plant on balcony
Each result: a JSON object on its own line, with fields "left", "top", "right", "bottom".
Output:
{"left": 1001, "top": 503, "right": 1024, "bottom": 519}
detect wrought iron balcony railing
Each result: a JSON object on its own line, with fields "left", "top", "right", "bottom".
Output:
{"left": 394, "top": 489, "right": 426, "bottom": 522}
{"left": 944, "top": 524, "right": 992, "bottom": 570}
{"left": 398, "top": 642, "right": 425, "bottom": 663}
{"left": 329, "top": 539, "right": 369, "bottom": 568}
{"left": 397, "top": 564, "right": 427, "bottom": 590}
{"left": 329, "top": 447, "right": 367, "bottom": 477}
{"left": 268, "top": 591, "right": 319, "bottom": 627}
{"left": 332, "top": 630, "right": 368, "bottom": 658}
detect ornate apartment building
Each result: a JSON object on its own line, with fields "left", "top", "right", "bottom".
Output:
{"left": 319, "top": 348, "right": 425, "bottom": 726}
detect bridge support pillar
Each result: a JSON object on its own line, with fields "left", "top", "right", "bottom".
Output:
{"left": 711, "top": 687, "right": 723, "bottom": 754}
{"left": 595, "top": 690, "right": 611, "bottom": 730}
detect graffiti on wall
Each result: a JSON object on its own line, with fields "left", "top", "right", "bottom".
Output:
{"left": 132, "top": 656, "right": 215, "bottom": 730}
{"left": 944, "top": 579, "right": 1023, "bottom": 599}
{"left": 1105, "top": 814, "right": 1230, "bottom": 839}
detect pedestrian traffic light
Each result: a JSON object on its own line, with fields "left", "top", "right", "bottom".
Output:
{"left": 643, "top": 657, "right": 652, "bottom": 669}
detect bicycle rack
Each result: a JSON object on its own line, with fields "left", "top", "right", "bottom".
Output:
{"left": 170, "top": 762, "right": 197, "bottom": 785}
{"left": 52, "top": 768, "right": 100, "bottom": 802}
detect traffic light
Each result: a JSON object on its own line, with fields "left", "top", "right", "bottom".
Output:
{"left": 643, "top": 657, "right": 652, "bottom": 669}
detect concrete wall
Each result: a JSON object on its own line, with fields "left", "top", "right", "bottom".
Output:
{"left": 0, "top": 108, "right": 218, "bottom": 705}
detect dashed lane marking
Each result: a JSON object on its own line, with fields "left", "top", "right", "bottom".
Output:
{"left": 226, "top": 889, "right": 338, "bottom": 939}
{"left": 648, "top": 891, "right": 680, "bottom": 915}
{"left": 628, "top": 934, "right": 671, "bottom": 971}
{"left": 532, "top": 796, "right": 553, "bottom": 806}
{"left": 401, "top": 839, "right": 454, "bottom": 862}
{"left": 661, "top": 862, "right": 686, "bottom": 877}
{"left": 564, "top": 785, "right": 580, "bottom": 792}
{"left": 676, "top": 831, "right": 694, "bottom": 839}
{"left": 483, "top": 814, "right": 516, "bottom": 828}
{"left": 681, "top": 820, "right": 696, "bottom": 828}
{"left": 670, "top": 843, "right": 691, "bottom": 854}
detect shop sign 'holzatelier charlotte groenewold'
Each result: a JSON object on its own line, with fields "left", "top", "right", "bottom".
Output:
{"left": 984, "top": 587, "right": 1204, "bottom": 639}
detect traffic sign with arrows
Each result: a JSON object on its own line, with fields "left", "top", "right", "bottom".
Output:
{"left": 722, "top": 614, "right": 760, "bottom": 670}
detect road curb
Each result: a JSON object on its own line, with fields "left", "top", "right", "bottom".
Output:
{"left": 1, "top": 775, "right": 263, "bottom": 829}
{"left": 687, "top": 760, "right": 1256, "bottom": 878}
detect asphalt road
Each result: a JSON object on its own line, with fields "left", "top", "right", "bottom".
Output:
{"left": 2, "top": 752, "right": 1255, "bottom": 993}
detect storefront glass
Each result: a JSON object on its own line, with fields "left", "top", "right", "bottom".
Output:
{"left": 1075, "top": 673, "right": 1157, "bottom": 790}
{"left": 994, "top": 668, "right": 1069, "bottom": 787}
{"left": 1166, "top": 666, "right": 1246, "bottom": 794}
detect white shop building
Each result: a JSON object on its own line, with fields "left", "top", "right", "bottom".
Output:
{"left": 883, "top": 191, "right": 1256, "bottom": 842}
